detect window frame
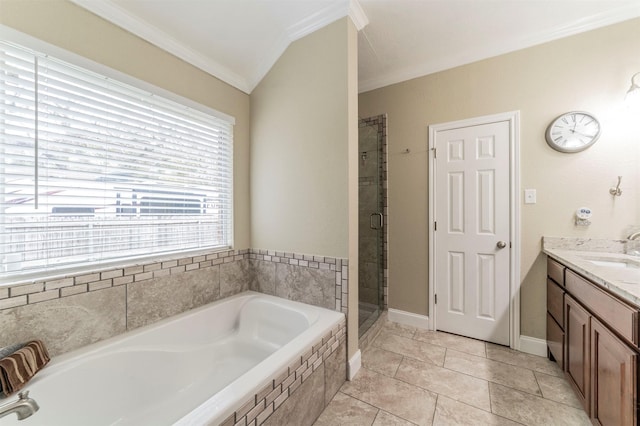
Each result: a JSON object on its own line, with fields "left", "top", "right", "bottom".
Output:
{"left": 0, "top": 26, "right": 235, "bottom": 285}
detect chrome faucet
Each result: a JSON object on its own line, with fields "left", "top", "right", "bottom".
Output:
{"left": 626, "top": 231, "right": 640, "bottom": 257}
{"left": 0, "top": 391, "right": 39, "bottom": 421}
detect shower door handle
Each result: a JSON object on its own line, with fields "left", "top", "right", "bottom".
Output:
{"left": 370, "top": 212, "right": 383, "bottom": 230}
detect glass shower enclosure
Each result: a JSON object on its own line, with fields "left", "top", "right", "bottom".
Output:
{"left": 358, "top": 116, "right": 386, "bottom": 337}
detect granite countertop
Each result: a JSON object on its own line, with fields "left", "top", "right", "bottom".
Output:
{"left": 543, "top": 237, "right": 640, "bottom": 307}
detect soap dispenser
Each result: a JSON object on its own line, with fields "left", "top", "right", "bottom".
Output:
{"left": 575, "top": 207, "right": 591, "bottom": 226}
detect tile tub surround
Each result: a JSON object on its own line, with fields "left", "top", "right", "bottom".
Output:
{"left": 0, "top": 249, "right": 249, "bottom": 357}
{"left": 248, "top": 249, "right": 348, "bottom": 314}
{"left": 0, "top": 248, "right": 350, "bottom": 358}
{"left": 220, "top": 319, "right": 347, "bottom": 426}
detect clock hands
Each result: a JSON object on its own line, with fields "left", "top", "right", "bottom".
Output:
{"left": 572, "top": 130, "right": 596, "bottom": 138}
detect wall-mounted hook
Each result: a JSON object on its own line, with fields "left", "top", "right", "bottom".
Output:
{"left": 609, "top": 176, "right": 622, "bottom": 196}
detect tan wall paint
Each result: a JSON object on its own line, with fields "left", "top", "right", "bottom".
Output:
{"left": 250, "top": 17, "right": 358, "bottom": 357}
{"left": 359, "top": 18, "right": 640, "bottom": 338}
{"left": 346, "top": 20, "right": 359, "bottom": 360}
{"left": 250, "top": 18, "right": 351, "bottom": 258}
{"left": 0, "top": 0, "right": 251, "bottom": 248}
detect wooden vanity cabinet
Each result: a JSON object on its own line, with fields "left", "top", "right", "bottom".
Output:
{"left": 565, "top": 294, "right": 590, "bottom": 412}
{"left": 546, "top": 258, "right": 565, "bottom": 368}
{"left": 547, "top": 258, "right": 639, "bottom": 425}
{"left": 591, "top": 317, "right": 637, "bottom": 426}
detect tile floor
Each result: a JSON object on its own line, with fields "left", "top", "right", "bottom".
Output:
{"left": 314, "top": 319, "right": 591, "bottom": 425}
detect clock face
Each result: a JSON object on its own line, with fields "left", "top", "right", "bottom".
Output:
{"left": 545, "top": 111, "right": 601, "bottom": 153}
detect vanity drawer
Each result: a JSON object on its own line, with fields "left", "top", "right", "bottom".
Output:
{"left": 547, "top": 257, "right": 565, "bottom": 286}
{"left": 565, "top": 270, "right": 639, "bottom": 346}
{"left": 547, "top": 279, "right": 564, "bottom": 327}
{"left": 546, "top": 312, "right": 564, "bottom": 369}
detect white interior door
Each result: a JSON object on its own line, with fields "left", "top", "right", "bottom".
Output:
{"left": 434, "top": 120, "right": 510, "bottom": 345}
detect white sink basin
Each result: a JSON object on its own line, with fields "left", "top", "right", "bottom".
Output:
{"left": 587, "top": 259, "right": 640, "bottom": 269}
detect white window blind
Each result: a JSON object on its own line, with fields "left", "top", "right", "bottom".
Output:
{"left": 0, "top": 40, "right": 233, "bottom": 282}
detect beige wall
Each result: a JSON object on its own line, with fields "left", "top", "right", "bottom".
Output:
{"left": 346, "top": 20, "right": 359, "bottom": 360}
{"left": 359, "top": 18, "right": 640, "bottom": 338}
{"left": 0, "top": 0, "right": 251, "bottom": 249}
{"left": 250, "top": 17, "right": 358, "bottom": 357}
{"left": 250, "top": 18, "right": 352, "bottom": 259}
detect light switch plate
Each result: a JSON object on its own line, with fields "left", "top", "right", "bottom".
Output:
{"left": 524, "top": 189, "right": 536, "bottom": 204}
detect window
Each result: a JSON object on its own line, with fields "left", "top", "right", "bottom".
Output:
{"left": 0, "top": 40, "right": 233, "bottom": 282}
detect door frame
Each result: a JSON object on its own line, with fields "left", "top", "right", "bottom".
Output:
{"left": 427, "top": 111, "right": 521, "bottom": 350}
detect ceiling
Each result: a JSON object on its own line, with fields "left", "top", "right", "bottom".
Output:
{"left": 71, "top": 0, "right": 640, "bottom": 94}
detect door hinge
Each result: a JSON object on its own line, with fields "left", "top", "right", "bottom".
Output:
{"left": 435, "top": 294, "right": 437, "bottom": 304}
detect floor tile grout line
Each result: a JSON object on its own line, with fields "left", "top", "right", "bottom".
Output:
{"left": 409, "top": 340, "right": 488, "bottom": 358}
{"left": 375, "top": 330, "right": 563, "bottom": 398}
{"left": 391, "top": 354, "right": 404, "bottom": 378}
{"left": 526, "top": 372, "right": 587, "bottom": 411}
{"left": 375, "top": 407, "right": 421, "bottom": 426}
{"left": 359, "top": 356, "right": 531, "bottom": 426}
{"left": 446, "top": 346, "right": 550, "bottom": 374}
{"left": 375, "top": 331, "right": 570, "bottom": 376}
{"left": 322, "top": 391, "right": 380, "bottom": 426}
{"left": 370, "top": 341, "right": 445, "bottom": 367}
{"left": 531, "top": 368, "right": 544, "bottom": 400}
{"left": 439, "top": 352, "right": 553, "bottom": 400}
{"left": 487, "top": 372, "right": 495, "bottom": 417}
{"left": 369, "top": 328, "right": 582, "bottom": 423}
{"left": 431, "top": 393, "right": 439, "bottom": 425}
{"left": 374, "top": 340, "right": 545, "bottom": 400}
{"left": 337, "top": 389, "right": 421, "bottom": 426}
{"left": 390, "top": 364, "right": 496, "bottom": 416}
{"left": 408, "top": 331, "right": 489, "bottom": 357}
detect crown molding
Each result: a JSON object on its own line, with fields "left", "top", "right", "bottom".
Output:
{"left": 70, "top": 0, "right": 252, "bottom": 93}
{"left": 286, "top": 0, "right": 367, "bottom": 42}
{"left": 71, "top": 0, "right": 369, "bottom": 94}
{"left": 246, "top": 33, "right": 291, "bottom": 92}
{"left": 249, "top": 0, "right": 368, "bottom": 91}
{"left": 359, "top": 5, "right": 640, "bottom": 93}
{"left": 348, "top": 0, "right": 369, "bottom": 31}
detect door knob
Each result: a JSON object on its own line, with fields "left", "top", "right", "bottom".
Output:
{"left": 496, "top": 241, "right": 507, "bottom": 249}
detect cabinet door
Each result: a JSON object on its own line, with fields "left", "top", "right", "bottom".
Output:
{"left": 565, "top": 294, "right": 590, "bottom": 412}
{"left": 547, "top": 278, "right": 564, "bottom": 326}
{"left": 591, "top": 317, "right": 637, "bottom": 426}
{"left": 547, "top": 312, "right": 564, "bottom": 369}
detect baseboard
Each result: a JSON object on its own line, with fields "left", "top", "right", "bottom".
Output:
{"left": 388, "top": 308, "right": 430, "bottom": 329}
{"left": 347, "top": 349, "right": 361, "bottom": 380}
{"left": 519, "top": 335, "right": 547, "bottom": 357}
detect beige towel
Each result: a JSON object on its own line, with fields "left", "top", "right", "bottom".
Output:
{"left": 0, "top": 340, "right": 50, "bottom": 397}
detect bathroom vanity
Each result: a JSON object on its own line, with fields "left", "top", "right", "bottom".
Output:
{"left": 544, "top": 239, "right": 640, "bottom": 425}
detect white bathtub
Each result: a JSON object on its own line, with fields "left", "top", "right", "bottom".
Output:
{"left": 3, "top": 291, "right": 345, "bottom": 425}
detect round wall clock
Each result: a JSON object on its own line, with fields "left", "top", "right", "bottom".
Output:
{"left": 545, "top": 111, "right": 601, "bottom": 153}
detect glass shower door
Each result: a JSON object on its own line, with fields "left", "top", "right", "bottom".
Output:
{"left": 358, "top": 120, "right": 384, "bottom": 337}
